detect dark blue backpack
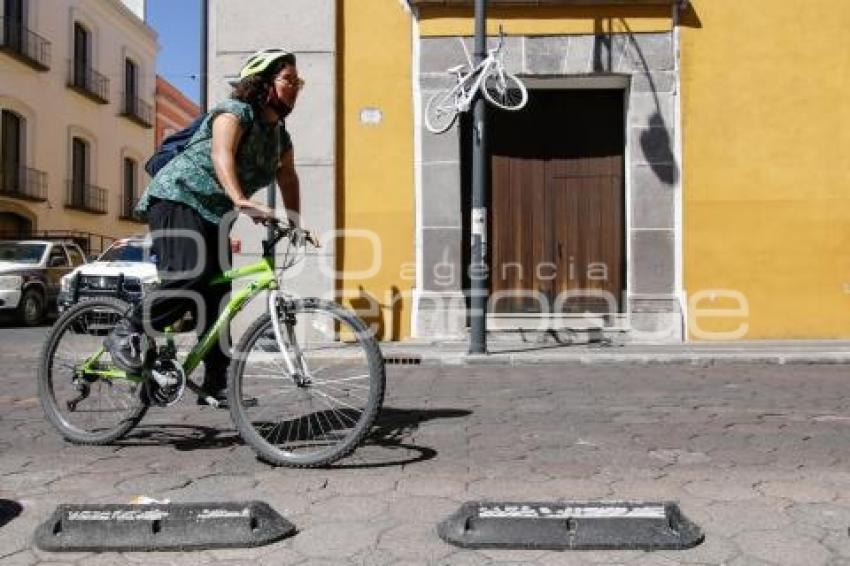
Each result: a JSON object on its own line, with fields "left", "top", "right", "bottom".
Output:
{"left": 144, "top": 113, "right": 206, "bottom": 177}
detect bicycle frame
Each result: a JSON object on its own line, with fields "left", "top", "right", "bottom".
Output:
{"left": 78, "top": 256, "right": 279, "bottom": 385}
{"left": 450, "top": 34, "right": 506, "bottom": 112}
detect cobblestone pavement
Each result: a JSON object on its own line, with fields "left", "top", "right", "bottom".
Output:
{"left": 2, "top": 328, "right": 850, "bottom": 565}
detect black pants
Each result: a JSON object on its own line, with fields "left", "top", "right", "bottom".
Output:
{"left": 130, "top": 199, "right": 232, "bottom": 389}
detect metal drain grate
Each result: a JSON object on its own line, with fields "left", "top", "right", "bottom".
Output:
{"left": 385, "top": 354, "right": 423, "bottom": 366}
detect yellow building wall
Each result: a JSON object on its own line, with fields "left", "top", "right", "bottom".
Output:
{"left": 681, "top": 1, "right": 850, "bottom": 339}
{"left": 339, "top": 1, "right": 850, "bottom": 340}
{"left": 338, "top": 0, "right": 415, "bottom": 340}
{"left": 417, "top": 5, "right": 671, "bottom": 36}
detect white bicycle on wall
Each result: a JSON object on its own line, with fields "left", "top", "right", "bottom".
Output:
{"left": 424, "top": 27, "right": 528, "bottom": 135}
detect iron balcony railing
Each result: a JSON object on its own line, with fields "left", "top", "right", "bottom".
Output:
{"left": 0, "top": 18, "right": 51, "bottom": 70}
{"left": 121, "top": 95, "right": 153, "bottom": 128}
{"left": 65, "top": 180, "right": 108, "bottom": 214}
{"left": 0, "top": 165, "right": 48, "bottom": 201}
{"left": 119, "top": 197, "right": 145, "bottom": 222}
{"left": 67, "top": 60, "right": 110, "bottom": 104}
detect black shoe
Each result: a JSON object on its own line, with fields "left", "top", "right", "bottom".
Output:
{"left": 104, "top": 319, "right": 148, "bottom": 373}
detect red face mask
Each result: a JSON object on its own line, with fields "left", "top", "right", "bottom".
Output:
{"left": 265, "top": 87, "right": 292, "bottom": 120}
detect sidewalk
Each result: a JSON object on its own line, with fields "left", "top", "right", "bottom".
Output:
{"left": 381, "top": 339, "right": 850, "bottom": 366}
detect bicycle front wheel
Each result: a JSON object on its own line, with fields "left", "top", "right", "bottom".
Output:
{"left": 481, "top": 67, "right": 528, "bottom": 111}
{"left": 38, "top": 297, "right": 149, "bottom": 445}
{"left": 424, "top": 88, "right": 460, "bottom": 134}
{"left": 229, "top": 298, "right": 385, "bottom": 468}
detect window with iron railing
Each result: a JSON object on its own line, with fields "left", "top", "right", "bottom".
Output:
{"left": 120, "top": 61, "right": 152, "bottom": 128}
{"left": 0, "top": 0, "right": 50, "bottom": 70}
{"left": 65, "top": 136, "right": 107, "bottom": 214}
{"left": 120, "top": 157, "right": 144, "bottom": 222}
{"left": 125, "top": 58, "right": 137, "bottom": 110}
{"left": 0, "top": 109, "right": 46, "bottom": 201}
{"left": 67, "top": 22, "right": 108, "bottom": 103}
{"left": 65, "top": 179, "right": 108, "bottom": 214}
{"left": 0, "top": 165, "right": 47, "bottom": 201}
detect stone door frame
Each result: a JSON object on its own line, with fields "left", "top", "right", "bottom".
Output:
{"left": 413, "top": 30, "right": 684, "bottom": 343}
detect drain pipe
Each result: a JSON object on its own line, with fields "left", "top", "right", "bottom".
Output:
{"left": 469, "top": 0, "right": 489, "bottom": 354}
{"left": 673, "top": 0, "right": 687, "bottom": 340}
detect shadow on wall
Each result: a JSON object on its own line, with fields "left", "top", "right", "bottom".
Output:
{"left": 589, "top": 4, "right": 702, "bottom": 187}
{"left": 349, "top": 285, "right": 404, "bottom": 341}
{"left": 417, "top": 3, "right": 703, "bottom": 28}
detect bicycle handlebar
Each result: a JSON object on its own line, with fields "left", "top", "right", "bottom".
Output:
{"left": 261, "top": 218, "right": 318, "bottom": 258}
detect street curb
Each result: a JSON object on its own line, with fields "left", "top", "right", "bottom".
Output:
{"left": 385, "top": 350, "right": 850, "bottom": 368}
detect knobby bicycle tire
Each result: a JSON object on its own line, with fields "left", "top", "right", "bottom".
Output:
{"left": 228, "top": 298, "right": 386, "bottom": 468}
{"left": 39, "top": 297, "right": 149, "bottom": 445}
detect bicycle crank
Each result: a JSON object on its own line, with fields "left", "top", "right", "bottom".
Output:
{"left": 145, "top": 358, "right": 186, "bottom": 407}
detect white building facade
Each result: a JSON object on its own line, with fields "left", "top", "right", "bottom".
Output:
{"left": 0, "top": 0, "right": 157, "bottom": 243}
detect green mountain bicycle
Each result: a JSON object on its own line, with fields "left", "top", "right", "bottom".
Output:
{"left": 38, "top": 219, "right": 386, "bottom": 468}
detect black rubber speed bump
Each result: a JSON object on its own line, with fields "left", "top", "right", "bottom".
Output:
{"left": 438, "top": 501, "right": 703, "bottom": 551}
{"left": 34, "top": 501, "right": 295, "bottom": 552}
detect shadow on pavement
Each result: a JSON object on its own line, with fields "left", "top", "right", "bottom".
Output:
{"left": 112, "top": 408, "right": 473, "bottom": 470}
{"left": 0, "top": 499, "right": 23, "bottom": 530}
{"left": 326, "top": 406, "right": 473, "bottom": 470}
{"left": 117, "top": 424, "right": 241, "bottom": 451}
{"left": 486, "top": 331, "right": 617, "bottom": 355}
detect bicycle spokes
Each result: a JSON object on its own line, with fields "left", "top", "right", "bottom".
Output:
{"left": 231, "top": 300, "right": 384, "bottom": 467}
{"left": 39, "top": 299, "right": 149, "bottom": 444}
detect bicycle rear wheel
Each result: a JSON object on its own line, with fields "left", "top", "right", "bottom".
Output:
{"left": 38, "top": 297, "right": 149, "bottom": 445}
{"left": 229, "top": 298, "right": 385, "bottom": 468}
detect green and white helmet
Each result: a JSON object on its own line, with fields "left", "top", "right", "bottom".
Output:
{"left": 239, "top": 48, "right": 293, "bottom": 80}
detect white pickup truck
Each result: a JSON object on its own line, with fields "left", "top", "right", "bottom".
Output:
{"left": 57, "top": 236, "right": 157, "bottom": 312}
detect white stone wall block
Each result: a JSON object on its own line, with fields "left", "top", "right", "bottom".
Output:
{"left": 214, "top": 0, "right": 335, "bottom": 53}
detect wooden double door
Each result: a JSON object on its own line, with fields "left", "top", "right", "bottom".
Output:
{"left": 464, "top": 89, "right": 625, "bottom": 314}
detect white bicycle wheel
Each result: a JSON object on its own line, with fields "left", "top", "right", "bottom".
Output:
{"left": 424, "top": 88, "right": 460, "bottom": 134}
{"left": 481, "top": 67, "right": 528, "bottom": 111}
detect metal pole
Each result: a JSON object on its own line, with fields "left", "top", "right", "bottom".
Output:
{"left": 469, "top": 0, "right": 488, "bottom": 354}
{"left": 199, "top": 0, "right": 209, "bottom": 113}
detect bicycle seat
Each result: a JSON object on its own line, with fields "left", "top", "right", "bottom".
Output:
{"left": 447, "top": 64, "right": 466, "bottom": 74}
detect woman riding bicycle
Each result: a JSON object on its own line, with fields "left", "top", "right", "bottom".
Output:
{"left": 106, "top": 48, "right": 307, "bottom": 407}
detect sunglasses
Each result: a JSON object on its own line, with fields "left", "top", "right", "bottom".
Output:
{"left": 274, "top": 76, "right": 305, "bottom": 90}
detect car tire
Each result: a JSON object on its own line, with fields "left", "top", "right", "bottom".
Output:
{"left": 18, "top": 288, "right": 46, "bottom": 326}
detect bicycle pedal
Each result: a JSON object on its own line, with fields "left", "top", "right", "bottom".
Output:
{"left": 196, "top": 395, "right": 258, "bottom": 409}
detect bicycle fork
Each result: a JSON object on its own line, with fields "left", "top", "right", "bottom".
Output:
{"left": 269, "top": 292, "right": 311, "bottom": 387}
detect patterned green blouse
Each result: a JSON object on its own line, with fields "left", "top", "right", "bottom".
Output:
{"left": 136, "top": 99, "right": 292, "bottom": 225}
